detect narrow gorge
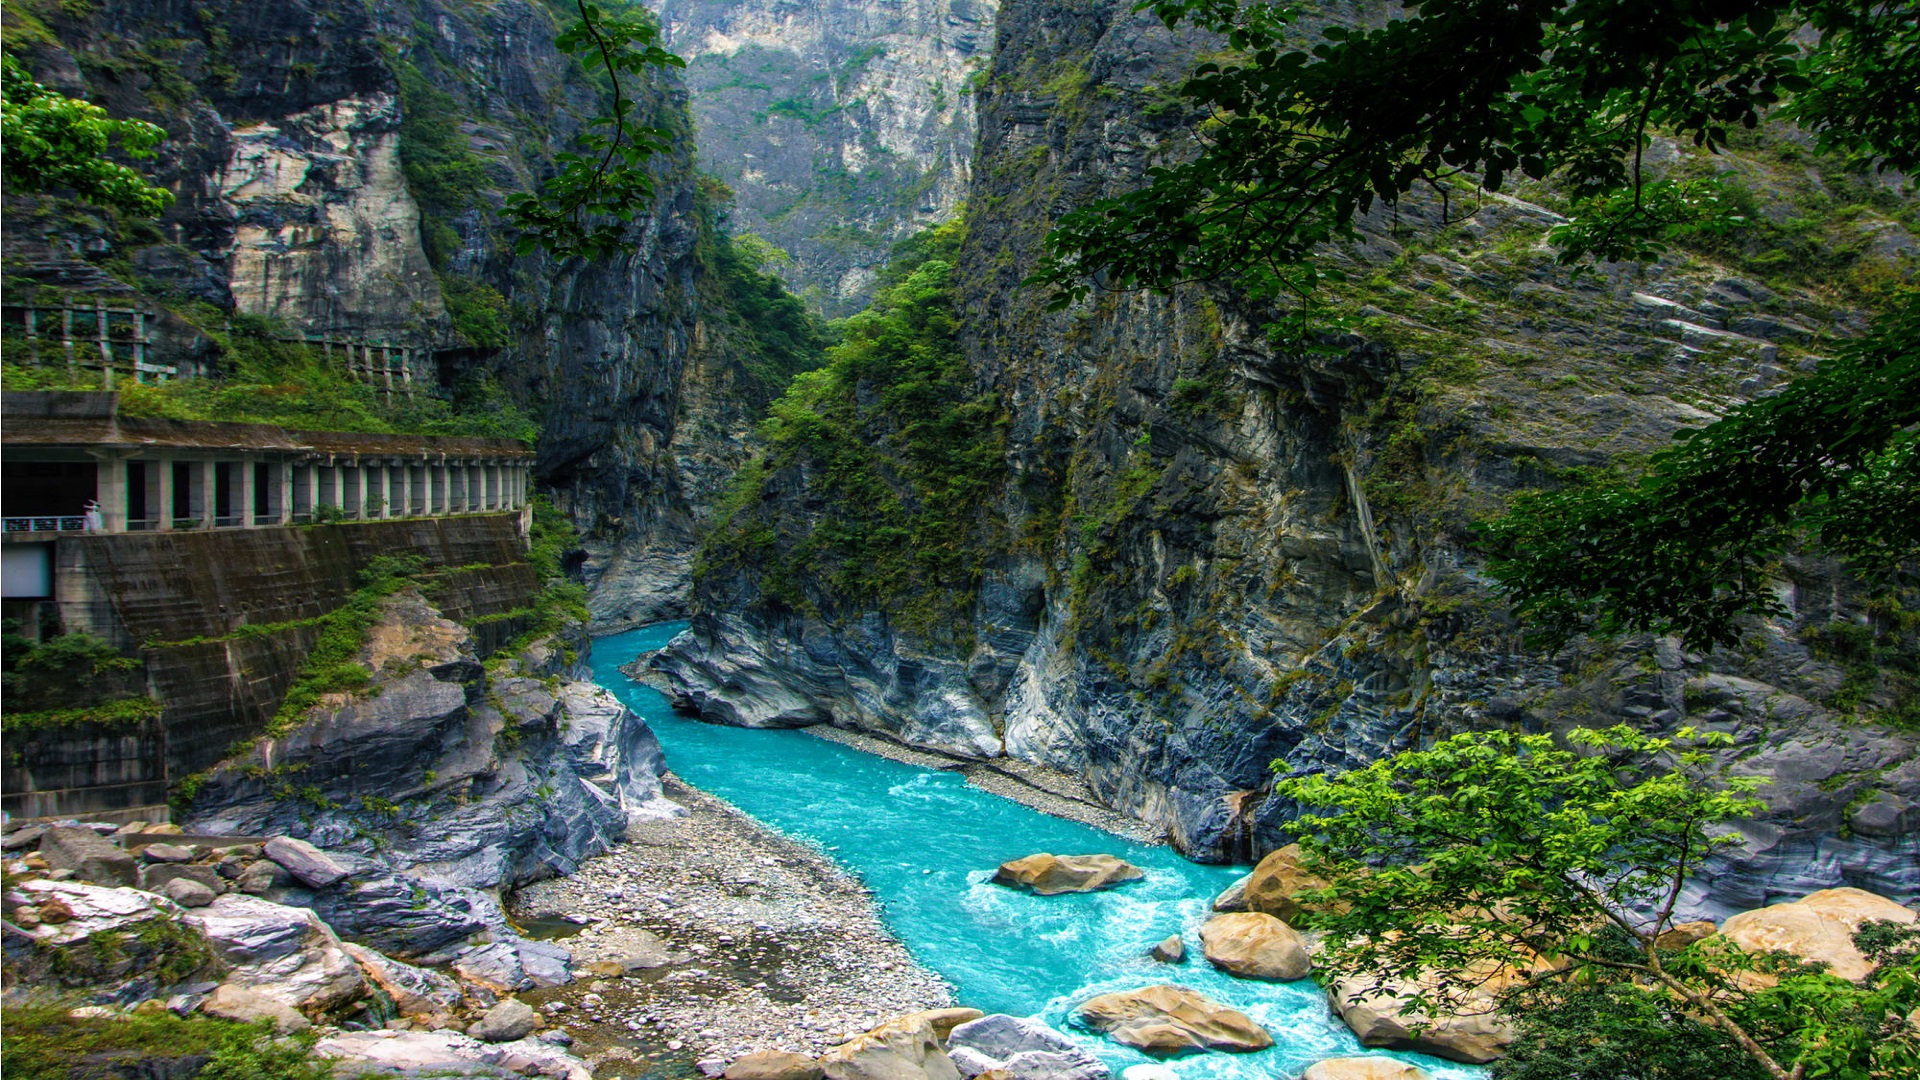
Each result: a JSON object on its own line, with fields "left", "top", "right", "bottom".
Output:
{"left": 3, "top": 0, "right": 1916, "bottom": 1079}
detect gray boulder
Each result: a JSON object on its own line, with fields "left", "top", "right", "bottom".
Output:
{"left": 163, "top": 877, "right": 218, "bottom": 908}
{"left": 39, "top": 826, "right": 137, "bottom": 887}
{"left": 141, "top": 843, "right": 197, "bottom": 864}
{"left": 264, "top": 836, "right": 350, "bottom": 888}
{"left": 3, "top": 825, "right": 48, "bottom": 851}
{"left": 237, "top": 860, "right": 290, "bottom": 895}
{"left": 947, "top": 1015, "right": 1111, "bottom": 1080}
{"left": 470, "top": 998, "right": 539, "bottom": 1042}
{"left": 142, "top": 863, "right": 225, "bottom": 894}
{"left": 186, "top": 893, "right": 322, "bottom": 963}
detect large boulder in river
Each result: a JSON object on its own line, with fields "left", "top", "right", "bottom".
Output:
{"left": 992, "top": 854, "right": 1144, "bottom": 896}
{"left": 1301, "top": 1059, "right": 1431, "bottom": 1080}
{"left": 1721, "top": 887, "right": 1916, "bottom": 982}
{"left": 820, "top": 1013, "right": 962, "bottom": 1080}
{"left": 1328, "top": 970, "right": 1512, "bottom": 1064}
{"left": 1200, "top": 912, "right": 1311, "bottom": 980}
{"left": 947, "top": 1014, "right": 1111, "bottom": 1080}
{"left": 1073, "top": 984, "right": 1272, "bottom": 1054}
{"left": 1241, "top": 844, "right": 1337, "bottom": 923}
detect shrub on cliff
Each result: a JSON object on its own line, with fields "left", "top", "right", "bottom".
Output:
{"left": 699, "top": 216, "right": 1006, "bottom": 643}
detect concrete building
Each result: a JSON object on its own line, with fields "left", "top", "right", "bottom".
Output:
{"left": 2, "top": 392, "right": 534, "bottom": 636}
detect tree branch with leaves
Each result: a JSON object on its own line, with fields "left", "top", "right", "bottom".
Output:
{"left": 1, "top": 52, "right": 173, "bottom": 216}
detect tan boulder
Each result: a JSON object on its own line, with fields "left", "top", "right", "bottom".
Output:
{"left": 1328, "top": 970, "right": 1513, "bottom": 1064}
{"left": 1242, "top": 844, "right": 1336, "bottom": 923}
{"left": 1722, "top": 887, "right": 1917, "bottom": 982}
{"left": 821, "top": 1014, "right": 962, "bottom": 1080}
{"left": 1301, "top": 1059, "right": 1432, "bottom": 1080}
{"left": 1655, "top": 920, "right": 1717, "bottom": 949}
{"left": 1073, "top": 983, "right": 1272, "bottom": 1054}
{"left": 992, "top": 854, "right": 1144, "bottom": 896}
{"left": 1200, "top": 912, "right": 1311, "bottom": 980}
{"left": 201, "top": 983, "right": 311, "bottom": 1034}
{"left": 1151, "top": 935, "right": 1184, "bottom": 963}
{"left": 902, "top": 1008, "right": 985, "bottom": 1041}
{"left": 727, "top": 1051, "right": 824, "bottom": 1080}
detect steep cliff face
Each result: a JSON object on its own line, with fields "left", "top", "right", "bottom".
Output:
{"left": 1, "top": 0, "right": 808, "bottom": 627}
{"left": 656, "top": 0, "right": 1920, "bottom": 916}
{"left": 654, "top": 0, "right": 993, "bottom": 314}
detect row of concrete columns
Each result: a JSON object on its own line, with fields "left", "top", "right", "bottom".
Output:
{"left": 94, "top": 454, "right": 531, "bottom": 532}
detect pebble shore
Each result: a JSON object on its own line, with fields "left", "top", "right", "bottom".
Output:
{"left": 508, "top": 777, "right": 953, "bottom": 1080}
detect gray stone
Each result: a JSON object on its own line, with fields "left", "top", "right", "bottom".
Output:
{"left": 186, "top": 893, "right": 321, "bottom": 963}
{"left": 142, "top": 863, "right": 225, "bottom": 894}
{"left": 163, "top": 877, "right": 218, "bottom": 907}
{"left": 141, "top": 843, "right": 197, "bottom": 864}
{"left": 947, "top": 1015, "right": 1110, "bottom": 1080}
{"left": 1150, "top": 936, "right": 1184, "bottom": 963}
{"left": 39, "top": 826, "right": 138, "bottom": 886}
{"left": 3, "top": 826, "right": 48, "bottom": 851}
{"left": 470, "top": 998, "right": 539, "bottom": 1043}
{"left": 236, "top": 860, "right": 290, "bottom": 895}
{"left": 1212, "top": 874, "right": 1251, "bottom": 912}
{"left": 263, "top": 836, "right": 350, "bottom": 888}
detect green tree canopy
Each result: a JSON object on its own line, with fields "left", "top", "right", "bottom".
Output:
{"left": 1277, "top": 726, "right": 1920, "bottom": 1080}
{"left": 0, "top": 52, "right": 173, "bottom": 215}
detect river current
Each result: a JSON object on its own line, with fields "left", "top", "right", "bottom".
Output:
{"left": 591, "top": 624, "right": 1481, "bottom": 1080}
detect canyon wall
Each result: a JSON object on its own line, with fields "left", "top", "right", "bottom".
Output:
{"left": 655, "top": 0, "right": 993, "bottom": 314}
{"left": 655, "top": 0, "right": 1920, "bottom": 916}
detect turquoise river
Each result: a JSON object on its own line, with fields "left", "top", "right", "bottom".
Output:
{"left": 591, "top": 624, "right": 1481, "bottom": 1080}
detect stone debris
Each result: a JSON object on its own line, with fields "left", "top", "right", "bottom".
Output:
{"left": 508, "top": 777, "right": 953, "bottom": 1076}
{"left": 200, "top": 983, "right": 311, "bottom": 1034}
{"left": 991, "top": 854, "right": 1144, "bottom": 896}
{"left": 472, "top": 998, "right": 541, "bottom": 1042}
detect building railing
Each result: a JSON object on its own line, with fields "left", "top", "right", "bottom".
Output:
{"left": 2, "top": 515, "right": 91, "bottom": 533}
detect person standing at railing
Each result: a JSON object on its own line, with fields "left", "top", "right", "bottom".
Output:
{"left": 82, "top": 499, "right": 103, "bottom": 532}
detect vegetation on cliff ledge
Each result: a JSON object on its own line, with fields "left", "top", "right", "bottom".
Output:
{"left": 700, "top": 216, "right": 1005, "bottom": 643}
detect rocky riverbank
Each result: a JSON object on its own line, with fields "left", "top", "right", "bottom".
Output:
{"left": 508, "top": 776, "right": 954, "bottom": 1079}
{"left": 622, "top": 657, "right": 1162, "bottom": 845}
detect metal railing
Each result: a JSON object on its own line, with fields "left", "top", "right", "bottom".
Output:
{"left": 2, "top": 515, "right": 91, "bottom": 533}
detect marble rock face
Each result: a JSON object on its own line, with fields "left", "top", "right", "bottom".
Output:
{"left": 947, "top": 1013, "right": 1112, "bottom": 1080}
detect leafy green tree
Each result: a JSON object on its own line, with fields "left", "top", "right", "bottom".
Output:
{"left": 0, "top": 52, "right": 173, "bottom": 215}
{"left": 503, "top": 1, "right": 684, "bottom": 261}
{"left": 1277, "top": 726, "right": 1920, "bottom": 1080}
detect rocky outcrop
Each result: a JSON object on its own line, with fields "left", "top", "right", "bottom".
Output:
{"left": 1240, "top": 844, "right": 1335, "bottom": 923}
{"left": 1326, "top": 971, "right": 1514, "bottom": 1065}
{"left": 820, "top": 1012, "right": 965, "bottom": 1080}
{"left": 653, "top": 0, "right": 1920, "bottom": 918}
{"left": 991, "top": 853, "right": 1143, "bottom": 895}
{"left": 1719, "top": 886, "right": 1918, "bottom": 981}
{"left": 658, "top": 0, "right": 993, "bottom": 314}
{"left": 1072, "top": 984, "right": 1272, "bottom": 1054}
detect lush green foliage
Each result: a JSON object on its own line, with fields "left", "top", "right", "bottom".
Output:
{"left": 1, "top": 1004, "right": 332, "bottom": 1080}
{"left": 701, "top": 217, "right": 1005, "bottom": 641}
{"left": 695, "top": 176, "right": 831, "bottom": 392}
{"left": 3, "top": 311, "right": 537, "bottom": 440}
{"left": 266, "top": 554, "right": 430, "bottom": 736}
{"left": 1032, "top": 0, "right": 1919, "bottom": 306}
{"left": 1278, "top": 726, "right": 1919, "bottom": 1080}
{"left": 1483, "top": 293, "right": 1920, "bottom": 648}
{"left": 1, "top": 51, "right": 172, "bottom": 216}
{"left": 487, "top": 494, "right": 592, "bottom": 659}
{"left": 503, "top": 1, "right": 685, "bottom": 261}
{"left": 0, "top": 626, "right": 154, "bottom": 732}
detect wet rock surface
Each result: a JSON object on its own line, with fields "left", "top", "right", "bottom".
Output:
{"left": 1072, "top": 984, "right": 1273, "bottom": 1054}
{"left": 508, "top": 777, "right": 953, "bottom": 1079}
{"left": 992, "top": 854, "right": 1145, "bottom": 896}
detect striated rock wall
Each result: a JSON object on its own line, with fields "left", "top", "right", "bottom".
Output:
{"left": 655, "top": 0, "right": 994, "bottom": 314}
{"left": 655, "top": 0, "right": 1920, "bottom": 917}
